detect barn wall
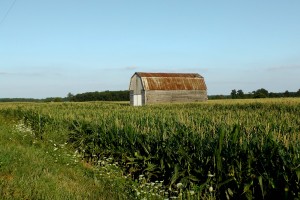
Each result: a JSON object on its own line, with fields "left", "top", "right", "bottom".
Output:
{"left": 142, "top": 90, "right": 146, "bottom": 105}
{"left": 130, "top": 75, "right": 146, "bottom": 106}
{"left": 130, "top": 90, "right": 134, "bottom": 106}
{"left": 145, "top": 90, "right": 207, "bottom": 104}
{"left": 129, "top": 75, "right": 143, "bottom": 94}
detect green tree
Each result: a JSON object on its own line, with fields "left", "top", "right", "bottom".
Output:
{"left": 67, "top": 92, "right": 75, "bottom": 101}
{"left": 231, "top": 89, "right": 237, "bottom": 99}
{"left": 284, "top": 90, "right": 290, "bottom": 97}
{"left": 297, "top": 89, "right": 300, "bottom": 97}
{"left": 254, "top": 88, "right": 269, "bottom": 98}
{"left": 237, "top": 89, "right": 244, "bottom": 99}
{"left": 53, "top": 97, "right": 62, "bottom": 102}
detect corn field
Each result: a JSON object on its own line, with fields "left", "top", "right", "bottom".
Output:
{"left": 0, "top": 98, "right": 299, "bottom": 199}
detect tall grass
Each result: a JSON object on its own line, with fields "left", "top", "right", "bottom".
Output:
{"left": 0, "top": 115, "right": 135, "bottom": 199}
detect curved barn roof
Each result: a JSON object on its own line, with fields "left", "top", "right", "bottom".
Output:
{"left": 135, "top": 72, "right": 207, "bottom": 91}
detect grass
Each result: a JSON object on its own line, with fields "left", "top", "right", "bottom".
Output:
{"left": 0, "top": 116, "right": 135, "bottom": 200}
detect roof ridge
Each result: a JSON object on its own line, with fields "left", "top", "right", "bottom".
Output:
{"left": 136, "top": 72, "right": 202, "bottom": 78}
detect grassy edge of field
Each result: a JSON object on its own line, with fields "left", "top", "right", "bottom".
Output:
{"left": 0, "top": 115, "right": 135, "bottom": 200}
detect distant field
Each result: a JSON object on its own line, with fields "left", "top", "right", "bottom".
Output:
{"left": 0, "top": 98, "right": 299, "bottom": 199}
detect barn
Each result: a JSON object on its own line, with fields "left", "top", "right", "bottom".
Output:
{"left": 129, "top": 72, "right": 207, "bottom": 106}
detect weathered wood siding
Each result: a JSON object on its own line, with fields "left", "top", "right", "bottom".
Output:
{"left": 129, "top": 74, "right": 143, "bottom": 94}
{"left": 145, "top": 90, "right": 207, "bottom": 104}
{"left": 130, "top": 91, "right": 133, "bottom": 105}
{"left": 129, "top": 72, "right": 208, "bottom": 106}
{"left": 130, "top": 75, "right": 145, "bottom": 105}
{"left": 142, "top": 90, "right": 146, "bottom": 105}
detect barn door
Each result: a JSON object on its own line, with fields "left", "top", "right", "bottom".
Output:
{"left": 134, "top": 95, "right": 142, "bottom": 106}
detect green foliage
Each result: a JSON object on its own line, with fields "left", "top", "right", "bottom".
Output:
{"left": 231, "top": 89, "right": 237, "bottom": 99}
{"left": 224, "top": 88, "right": 300, "bottom": 100}
{"left": 253, "top": 88, "right": 269, "bottom": 98}
{"left": 0, "top": 99, "right": 300, "bottom": 199}
{"left": 231, "top": 89, "right": 245, "bottom": 99}
{"left": 0, "top": 116, "right": 135, "bottom": 200}
{"left": 70, "top": 90, "right": 129, "bottom": 102}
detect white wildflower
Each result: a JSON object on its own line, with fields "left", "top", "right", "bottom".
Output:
{"left": 139, "top": 174, "right": 144, "bottom": 180}
{"left": 176, "top": 182, "right": 183, "bottom": 188}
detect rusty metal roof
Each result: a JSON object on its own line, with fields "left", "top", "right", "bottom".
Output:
{"left": 136, "top": 72, "right": 203, "bottom": 78}
{"left": 135, "top": 72, "right": 207, "bottom": 91}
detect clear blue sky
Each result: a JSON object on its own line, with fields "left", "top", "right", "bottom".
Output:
{"left": 1, "top": 0, "right": 299, "bottom": 98}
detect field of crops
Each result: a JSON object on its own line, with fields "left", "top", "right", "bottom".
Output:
{"left": 0, "top": 98, "right": 299, "bottom": 199}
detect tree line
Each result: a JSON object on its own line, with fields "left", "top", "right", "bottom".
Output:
{"left": 68, "top": 90, "right": 129, "bottom": 102}
{"left": 0, "top": 91, "right": 129, "bottom": 102}
{"left": 1, "top": 89, "right": 300, "bottom": 102}
{"left": 209, "top": 88, "right": 300, "bottom": 99}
